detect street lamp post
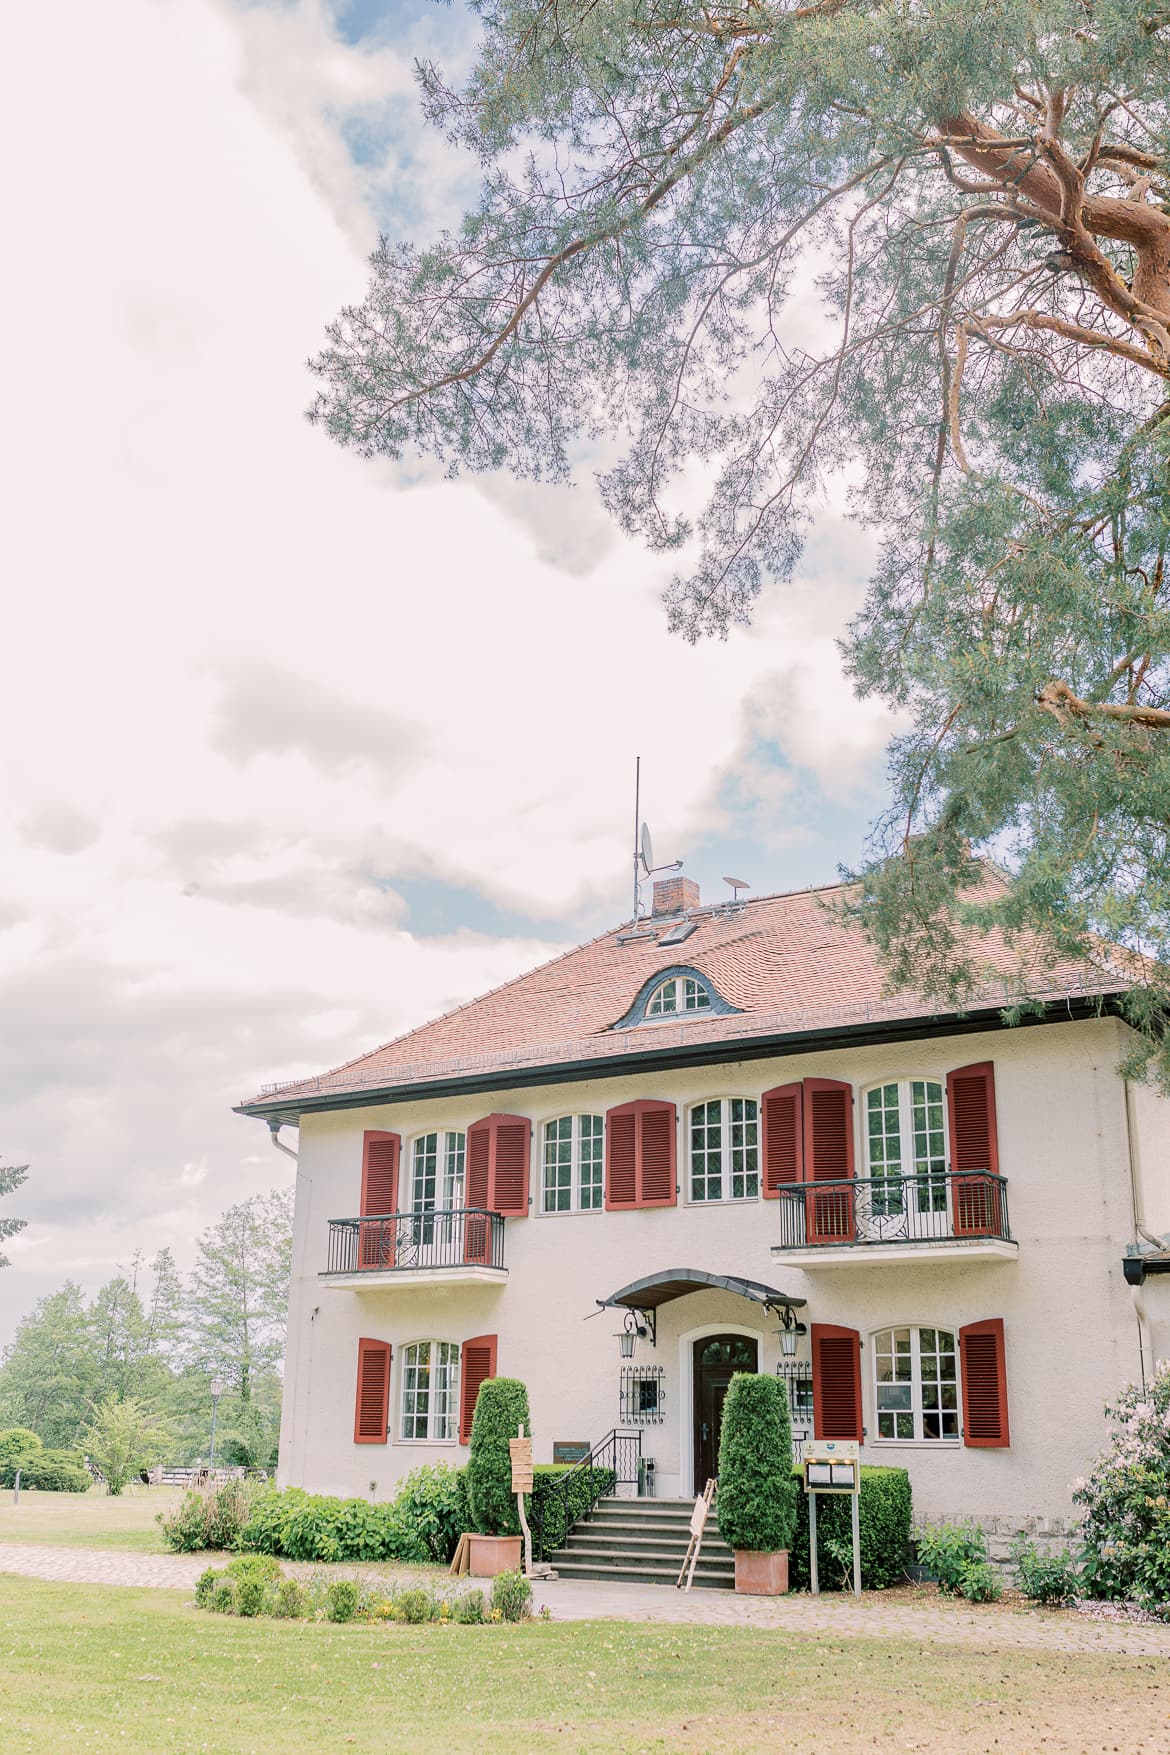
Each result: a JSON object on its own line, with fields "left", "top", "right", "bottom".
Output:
{"left": 208, "top": 1377, "right": 225, "bottom": 1470}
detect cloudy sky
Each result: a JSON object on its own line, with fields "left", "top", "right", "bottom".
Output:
{"left": 0, "top": 0, "right": 893, "bottom": 1344}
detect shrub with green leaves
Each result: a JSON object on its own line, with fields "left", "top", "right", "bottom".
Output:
{"left": 274, "top": 1578, "right": 305, "bottom": 1619}
{"left": 454, "top": 1588, "right": 486, "bottom": 1625}
{"left": 1074, "top": 1363, "right": 1170, "bottom": 1617}
{"left": 325, "top": 1579, "right": 360, "bottom": 1623}
{"left": 787, "top": 1466, "right": 912, "bottom": 1592}
{"left": 235, "top": 1577, "right": 266, "bottom": 1618}
{"left": 1010, "top": 1535, "right": 1082, "bottom": 1605}
{"left": 385, "top": 1462, "right": 468, "bottom": 1562}
{"left": 530, "top": 1463, "right": 616, "bottom": 1560}
{"left": 715, "top": 1374, "right": 796, "bottom": 1554}
{"left": 158, "top": 1477, "right": 258, "bottom": 1553}
{"left": 17, "top": 1449, "right": 90, "bottom": 1493}
{"left": 395, "top": 1587, "right": 433, "bottom": 1625}
{"left": 466, "top": 1378, "right": 530, "bottom": 1538}
{"left": 914, "top": 1520, "right": 1003, "bottom": 1601}
{"left": 491, "top": 1569, "right": 532, "bottom": 1623}
{"left": 237, "top": 1485, "right": 425, "bottom": 1563}
{"left": 210, "top": 1580, "right": 236, "bottom": 1614}
{"left": 0, "top": 1427, "right": 43, "bottom": 1486}
{"left": 81, "top": 1397, "right": 170, "bottom": 1497}
{"left": 194, "top": 1567, "right": 220, "bottom": 1609}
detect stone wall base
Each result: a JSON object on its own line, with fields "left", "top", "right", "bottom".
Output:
{"left": 923, "top": 1512, "right": 1080, "bottom": 1577}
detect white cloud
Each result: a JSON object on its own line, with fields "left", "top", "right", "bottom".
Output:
{"left": 0, "top": 0, "right": 889, "bottom": 1341}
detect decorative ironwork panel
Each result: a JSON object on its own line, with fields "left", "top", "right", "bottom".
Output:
{"left": 774, "top": 1172, "right": 1011, "bottom": 1250}
{"left": 619, "top": 1364, "right": 666, "bottom": 1425}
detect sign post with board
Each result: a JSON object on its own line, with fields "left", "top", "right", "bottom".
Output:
{"left": 511, "top": 1425, "right": 557, "bottom": 1581}
{"left": 802, "top": 1440, "right": 861, "bottom": 1596}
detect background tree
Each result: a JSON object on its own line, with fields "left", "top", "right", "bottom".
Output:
{"left": 0, "top": 1284, "right": 100, "bottom": 1448}
{"left": 81, "top": 1396, "right": 171, "bottom": 1496}
{"left": 0, "top": 1154, "right": 27, "bottom": 1267}
{"left": 310, "top": 0, "right": 1170, "bottom": 1077}
{"left": 187, "top": 1188, "right": 293, "bottom": 1466}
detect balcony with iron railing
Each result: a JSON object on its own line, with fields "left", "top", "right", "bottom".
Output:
{"left": 770, "top": 1170, "right": 1016, "bottom": 1267}
{"left": 321, "top": 1208, "right": 507, "bottom": 1289}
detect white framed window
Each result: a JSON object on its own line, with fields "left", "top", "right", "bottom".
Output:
{"left": 400, "top": 1340, "right": 460, "bottom": 1442}
{"left": 863, "top": 1080, "right": 947, "bottom": 1218}
{"left": 873, "top": 1326, "right": 959, "bottom": 1442}
{"left": 688, "top": 1097, "right": 759, "bottom": 1202}
{"left": 410, "top": 1131, "right": 466, "bottom": 1213}
{"left": 541, "top": 1115, "right": 603, "bottom": 1213}
{"left": 646, "top": 974, "right": 711, "bottom": 1016}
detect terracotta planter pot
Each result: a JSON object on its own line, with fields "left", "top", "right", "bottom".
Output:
{"left": 734, "top": 1549, "right": 789, "bottom": 1596}
{"left": 467, "top": 1533, "right": 523, "bottom": 1577}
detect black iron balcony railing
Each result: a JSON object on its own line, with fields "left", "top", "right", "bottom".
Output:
{"left": 774, "top": 1171, "right": 1011, "bottom": 1250}
{"left": 325, "top": 1209, "right": 506, "bottom": 1275}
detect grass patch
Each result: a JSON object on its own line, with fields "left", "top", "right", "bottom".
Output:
{"left": 0, "top": 1487, "right": 182, "bottom": 1551}
{"left": 1, "top": 1574, "right": 1169, "bottom": 1753}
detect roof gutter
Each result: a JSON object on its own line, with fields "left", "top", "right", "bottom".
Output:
{"left": 236, "top": 992, "right": 1123, "bottom": 1128}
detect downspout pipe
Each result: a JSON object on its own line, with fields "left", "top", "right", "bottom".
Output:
{"left": 268, "top": 1121, "right": 299, "bottom": 1163}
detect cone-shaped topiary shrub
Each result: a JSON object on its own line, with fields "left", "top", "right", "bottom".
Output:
{"left": 716, "top": 1372, "right": 797, "bottom": 1554}
{"left": 466, "top": 1378, "right": 530, "bottom": 1536}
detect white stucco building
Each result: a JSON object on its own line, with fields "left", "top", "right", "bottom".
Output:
{"left": 238, "top": 873, "right": 1170, "bottom": 1536}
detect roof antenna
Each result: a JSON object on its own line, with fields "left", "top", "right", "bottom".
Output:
{"left": 630, "top": 758, "right": 683, "bottom": 925}
{"left": 723, "top": 875, "right": 751, "bottom": 908}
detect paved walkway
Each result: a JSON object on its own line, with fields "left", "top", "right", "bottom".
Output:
{"left": 4, "top": 1543, "right": 1170, "bottom": 1658}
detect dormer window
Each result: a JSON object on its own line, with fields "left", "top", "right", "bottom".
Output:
{"left": 611, "top": 965, "right": 737, "bottom": 1030}
{"left": 647, "top": 975, "right": 711, "bottom": 1016}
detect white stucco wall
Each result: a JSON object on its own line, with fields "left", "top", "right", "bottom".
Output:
{"left": 275, "top": 1015, "right": 1165, "bottom": 1529}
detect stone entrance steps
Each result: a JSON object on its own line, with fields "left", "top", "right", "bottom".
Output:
{"left": 547, "top": 1496, "right": 736, "bottom": 1590}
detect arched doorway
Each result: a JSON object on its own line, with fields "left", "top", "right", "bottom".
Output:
{"left": 692, "top": 1333, "right": 759, "bottom": 1492}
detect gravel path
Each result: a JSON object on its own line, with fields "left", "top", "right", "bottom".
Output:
{"left": 5, "top": 1542, "right": 1170, "bottom": 1657}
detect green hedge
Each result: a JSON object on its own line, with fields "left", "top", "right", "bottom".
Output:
{"left": 235, "top": 1462, "right": 469, "bottom": 1564}
{"left": 17, "top": 1449, "right": 91, "bottom": 1493}
{"left": 716, "top": 1375, "right": 797, "bottom": 1553}
{"left": 467, "top": 1378, "right": 530, "bottom": 1537}
{"left": 530, "top": 1463, "right": 616, "bottom": 1560}
{"left": 786, "top": 1465, "right": 912, "bottom": 1591}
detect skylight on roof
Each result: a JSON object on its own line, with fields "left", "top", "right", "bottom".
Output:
{"left": 658, "top": 919, "right": 698, "bottom": 947}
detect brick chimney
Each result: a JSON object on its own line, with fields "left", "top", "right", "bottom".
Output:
{"left": 651, "top": 875, "right": 700, "bottom": 917}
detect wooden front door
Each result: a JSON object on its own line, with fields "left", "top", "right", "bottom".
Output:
{"left": 693, "top": 1333, "right": 759, "bottom": 1493}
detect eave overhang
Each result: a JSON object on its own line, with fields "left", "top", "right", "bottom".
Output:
{"left": 236, "top": 991, "right": 1124, "bottom": 1128}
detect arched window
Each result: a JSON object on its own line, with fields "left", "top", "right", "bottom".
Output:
{"left": 400, "top": 1340, "right": 460, "bottom": 1442}
{"left": 872, "top": 1326, "right": 959, "bottom": 1442}
{"left": 647, "top": 974, "right": 711, "bottom": 1016}
{"left": 863, "top": 1080, "right": 947, "bottom": 1218}
{"left": 541, "top": 1115, "right": 603, "bottom": 1213}
{"left": 688, "top": 1098, "right": 759, "bottom": 1202}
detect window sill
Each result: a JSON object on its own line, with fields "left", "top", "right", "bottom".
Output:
{"left": 870, "top": 1439, "right": 961, "bottom": 1450}
{"left": 685, "top": 1195, "right": 760, "bottom": 1207}
{"left": 395, "top": 1437, "right": 459, "bottom": 1447}
{"left": 538, "top": 1205, "right": 604, "bottom": 1217}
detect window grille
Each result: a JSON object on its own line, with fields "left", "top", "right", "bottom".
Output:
{"left": 619, "top": 1364, "right": 665, "bottom": 1425}
{"left": 777, "top": 1358, "right": 813, "bottom": 1453}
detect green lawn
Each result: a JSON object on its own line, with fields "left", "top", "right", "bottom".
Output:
{"left": 0, "top": 1487, "right": 182, "bottom": 1551}
{"left": 1, "top": 1575, "right": 1169, "bottom": 1753}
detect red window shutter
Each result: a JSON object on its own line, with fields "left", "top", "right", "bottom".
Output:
{"left": 803, "top": 1077, "right": 855, "bottom": 1243}
{"left": 488, "top": 1114, "right": 531, "bottom": 1218}
{"left": 811, "top": 1323, "right": 862, "bottom": 1441}
{"left": 359, "top": 1131, "right": 400, "bottom": 1268}
{"left": 459, "top": 1333, "right": 498, "bottom": 1445}
{"left": 947, "top": 1062, "right": 1001, "bottom": 1236}
{"left": 960, "top": 1318, "right": 1010, "bottom": 1447}
{"left": 605, "top": 1100, "right": 676, "bottom": 1208}
{"left": 466, "top": 1119, "right": 491, "bottom": 1209}
{"left": 354, "top": 1338, "right": 391, "bottom": 1444}
{"left": 605, "top": 1106, "right": 638, "bottom": 1208}
{"left": 760, "top": 1083, "right": 804, "bottom": 1198}
{"left": 638, "top": 1102, "right": 677, "bottom": 1207}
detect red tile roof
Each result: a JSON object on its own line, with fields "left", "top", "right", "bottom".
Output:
{"left": 240, "top": 876, "right": 1130, "bottom": 1111}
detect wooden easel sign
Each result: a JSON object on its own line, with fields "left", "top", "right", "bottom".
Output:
{"left": 676, "top": 1479, "right": 715, "bottom": 1591}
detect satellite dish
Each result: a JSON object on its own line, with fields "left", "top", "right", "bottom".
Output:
{"left": 640, "top": 822, "right": 655, "bottom": 873}
{"left": 723, "top": 875, "right": 750, "bottom": 898}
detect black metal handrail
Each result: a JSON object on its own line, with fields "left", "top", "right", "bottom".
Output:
{"left": 324, "top": 1209, "right": 506, "bottom": 1274}
{"left": 773, "top": 1170, "right": 1011, "bottom": 1249}
{"left": 530, "top": 1428, "right": 642, "bottom": 1561}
